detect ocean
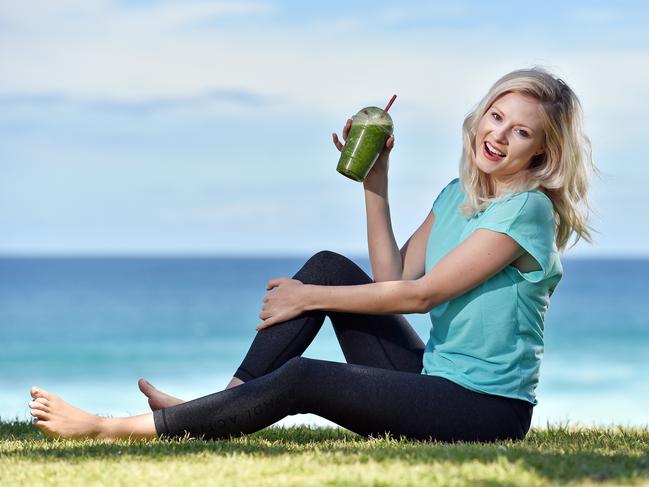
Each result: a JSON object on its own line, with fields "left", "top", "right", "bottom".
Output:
{"left": 1, "top": 256, "right": 647, "bottom": 430}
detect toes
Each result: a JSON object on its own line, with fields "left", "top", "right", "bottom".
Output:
{"left": 33, "top": 419, "right": 54, "bottom": 436}
{"left": 28, "top": 400, "right": 49, "bottom": 411}
{"left": 31, "top": 386, "right": 52, "bottom": 400}
{"left": 138, "top": 378, "right": 156, "bottom": 394}
{"left": 30, "top": 408, "right": 50, "bottom": 420}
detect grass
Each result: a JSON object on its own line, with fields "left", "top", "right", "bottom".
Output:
{"left": 1, "top": 420, "right": 648, "bottom": 486}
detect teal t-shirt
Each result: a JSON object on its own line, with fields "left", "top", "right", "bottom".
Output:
{"left": 422, "top": 178, "right": 563, "bottom": 406}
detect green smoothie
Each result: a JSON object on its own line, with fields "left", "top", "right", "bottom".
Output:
{"left": 336, "top": 106, "right": 394, "bottom": 182}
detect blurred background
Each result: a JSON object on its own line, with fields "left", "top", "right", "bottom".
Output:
{"left": 1, "top": 0, "right": 647, "bottom": 430}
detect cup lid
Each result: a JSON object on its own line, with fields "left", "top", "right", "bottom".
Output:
{"left": 353, "top": 106, "right": 393, "bottom": 132}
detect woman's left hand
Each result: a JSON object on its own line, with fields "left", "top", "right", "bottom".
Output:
{"left": 257, "top": 277, "right": 308, "bottom": 331}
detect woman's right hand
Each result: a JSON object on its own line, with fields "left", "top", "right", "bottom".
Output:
{"left": 332, "top": 118, "right": 395, "bottom": 184}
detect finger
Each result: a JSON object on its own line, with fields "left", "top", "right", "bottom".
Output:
{"left": 332, "top": 133, "right": 344, "bottom": 151}
{"left": 386, "top": 135, "right": 395, "bottom": 149}
{"left": 342, "top": 118, "right": 352, "bottom": 140}
{"left": 256, "top": 319, "right": 273, "bottom": 331}
{"left": 266, "top": 279, "right": 279, "bottom": 290}
{"left": 269, "top": 277, "right": 289, "bottom": 288}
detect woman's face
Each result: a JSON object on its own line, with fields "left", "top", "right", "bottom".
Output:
{"left": 474, "top": 92, "right": 545, "bottom": 192}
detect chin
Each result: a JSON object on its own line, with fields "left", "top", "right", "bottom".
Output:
{"left": 474, "top": 155, "right": 494, "bottom": 174}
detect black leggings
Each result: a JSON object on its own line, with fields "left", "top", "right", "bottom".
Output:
{"left": 153, "top": 251, "right": 534, "bottom": 443}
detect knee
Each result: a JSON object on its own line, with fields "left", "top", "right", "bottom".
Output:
{"left": 298, "top": 250, "right": 360, "bottom": 285}
{"left": 308, "top": 250, "right": 349, "bottom": 267}
{"left": 280, "top": 356, "right": 312, "bottom": 382}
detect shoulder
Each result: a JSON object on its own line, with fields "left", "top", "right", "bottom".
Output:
{"left": 480, "top": 190, "right": 555, "bottom": 231}
{"left": 432, "top": 178, "right": 461, "bottom": 212}
{"left": 496, "top": 189, "right": 553, "bottom": 212}
{"left": 439, "top": 177, "right": 461, "bottom": 198}
{"left": 494, "top": 191, "right": 554, "bottom": 234}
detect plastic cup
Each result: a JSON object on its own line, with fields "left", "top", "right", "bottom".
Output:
{"left": 336, "top": 106, "right": 394, "bottom": 182}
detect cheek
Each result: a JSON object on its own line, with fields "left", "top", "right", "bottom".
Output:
{"left": 513, "top": 144, "right": 536, "bottom": 161}
{"left": 477, "top": 120, "right": 495, "bottom": 138}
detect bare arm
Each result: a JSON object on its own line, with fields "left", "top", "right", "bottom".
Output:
{"left": 399, "top": 209, "right": 435, "bottom": 280}
{"left": 416, "top": 228, "right": 527, "bottom": 311}
{"left": 333, "top": 118, "right": 402, "bottom": 282}
{"left": 304, "top": 228, "right": 526, "bottom": 314}
{"left": 363, "top": 175, "right": 403, "bottom": 281}
{"left": 333, "top": 120, "right": 434, "bottom": 283}
{"left": 364, "top": 181, "right": 436, "bottom": 282}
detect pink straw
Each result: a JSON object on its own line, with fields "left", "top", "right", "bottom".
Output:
{"left": 384, "top": 94, "right": 397, "bottom": 112}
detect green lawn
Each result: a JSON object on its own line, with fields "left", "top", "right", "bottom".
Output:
{"left": 1, "top": 420, "right": 648, "bottom": 486}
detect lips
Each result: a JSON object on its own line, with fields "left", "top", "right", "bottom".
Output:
{"left": 483, "top": 141, "right": 505, "bottom": 161}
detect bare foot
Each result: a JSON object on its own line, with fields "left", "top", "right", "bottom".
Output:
{"left": 28, "top": 386, "right": 107, "bottom": 439}
{"left": 138, "top": 378, "right": 184, "bottom": 411}
{"left": 138, "top": 377, "right": 245, "bottom": 411}
{"left": 226, "top": 376, "right": 245, "bottom": 389}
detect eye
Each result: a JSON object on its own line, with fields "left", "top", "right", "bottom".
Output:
{"left": 491, "top": 112, "right": 501, "bottom": 121}
{"left": 516, "top": 129, "right": 529, "bottom": 137}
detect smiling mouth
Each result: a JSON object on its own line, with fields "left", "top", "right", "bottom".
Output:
{"left": 482, "top": 141, "right": 505, "bottom": 161}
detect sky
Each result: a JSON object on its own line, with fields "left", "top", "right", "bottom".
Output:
{"left": 1, "top": 0, "right": 648, "bottom": 257}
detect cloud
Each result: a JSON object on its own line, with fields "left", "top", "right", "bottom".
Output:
{"left": 1, "top": 0, "right": 648, "bottom": 125}
{"left": 118, "top": 0, "right": 272, "bottom": 30}
{"left": 1, "top": 0, "right": 648, "bottom": 256}
{"left": 0, "top": 89, "right": 276, "bottom": 114}
{"left": 0, "top": 0, "right": 272, "bottom": 32}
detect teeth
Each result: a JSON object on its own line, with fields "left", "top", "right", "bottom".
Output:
{"left": 486, "top": 141, "right": 505, "bottom": 157}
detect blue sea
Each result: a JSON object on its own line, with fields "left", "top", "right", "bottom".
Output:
{"left": 1, "top": 256, "right": 647, "bottom": 430}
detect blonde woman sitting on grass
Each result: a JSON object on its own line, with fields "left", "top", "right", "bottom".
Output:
{"left": 28, "top": 66, "right": 598, "bottom": 443}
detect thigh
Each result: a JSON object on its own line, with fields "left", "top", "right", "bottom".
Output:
{"left": 330, "top": 311, "right": 425, "bottom": 374}
{"left": 299, "top": 251, "right": 425, "bottom": 373}
{"left": 292, "top": 357, "right": 532, "bottom": 443}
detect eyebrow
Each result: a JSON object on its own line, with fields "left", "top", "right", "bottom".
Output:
{"left": 491, "top": 104, "right": 537, "bottom": 133}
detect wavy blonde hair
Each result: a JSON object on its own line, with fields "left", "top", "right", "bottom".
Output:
{"left": 458, "top": 66, "right": 601, "bottom": 254}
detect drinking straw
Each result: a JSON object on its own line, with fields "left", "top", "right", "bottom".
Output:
{"left": 384, "top": 94, "right": 397, "bottom": 112}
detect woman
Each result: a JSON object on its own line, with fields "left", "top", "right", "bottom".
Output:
{"left": 28, "top": 66, "right": 598, "bottom": 443}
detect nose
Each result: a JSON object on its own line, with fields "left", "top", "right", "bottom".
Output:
{"left": 492, "top": 126, "right": 508, "bottom": 144}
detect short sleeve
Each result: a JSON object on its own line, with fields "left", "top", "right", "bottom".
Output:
{"left": 474, "top": 192, "right": 555, "bottom": 283}
{"left": 432, "top": 178, "right": 459, "bottom": 214}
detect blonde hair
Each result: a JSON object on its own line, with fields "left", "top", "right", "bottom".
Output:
{"left": 458, "top": 66, "right": 601, "bottom": 254}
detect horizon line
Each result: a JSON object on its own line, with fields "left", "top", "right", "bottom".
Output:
{"left": 0, "top": 252, "right": 647, "bottom": 261}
